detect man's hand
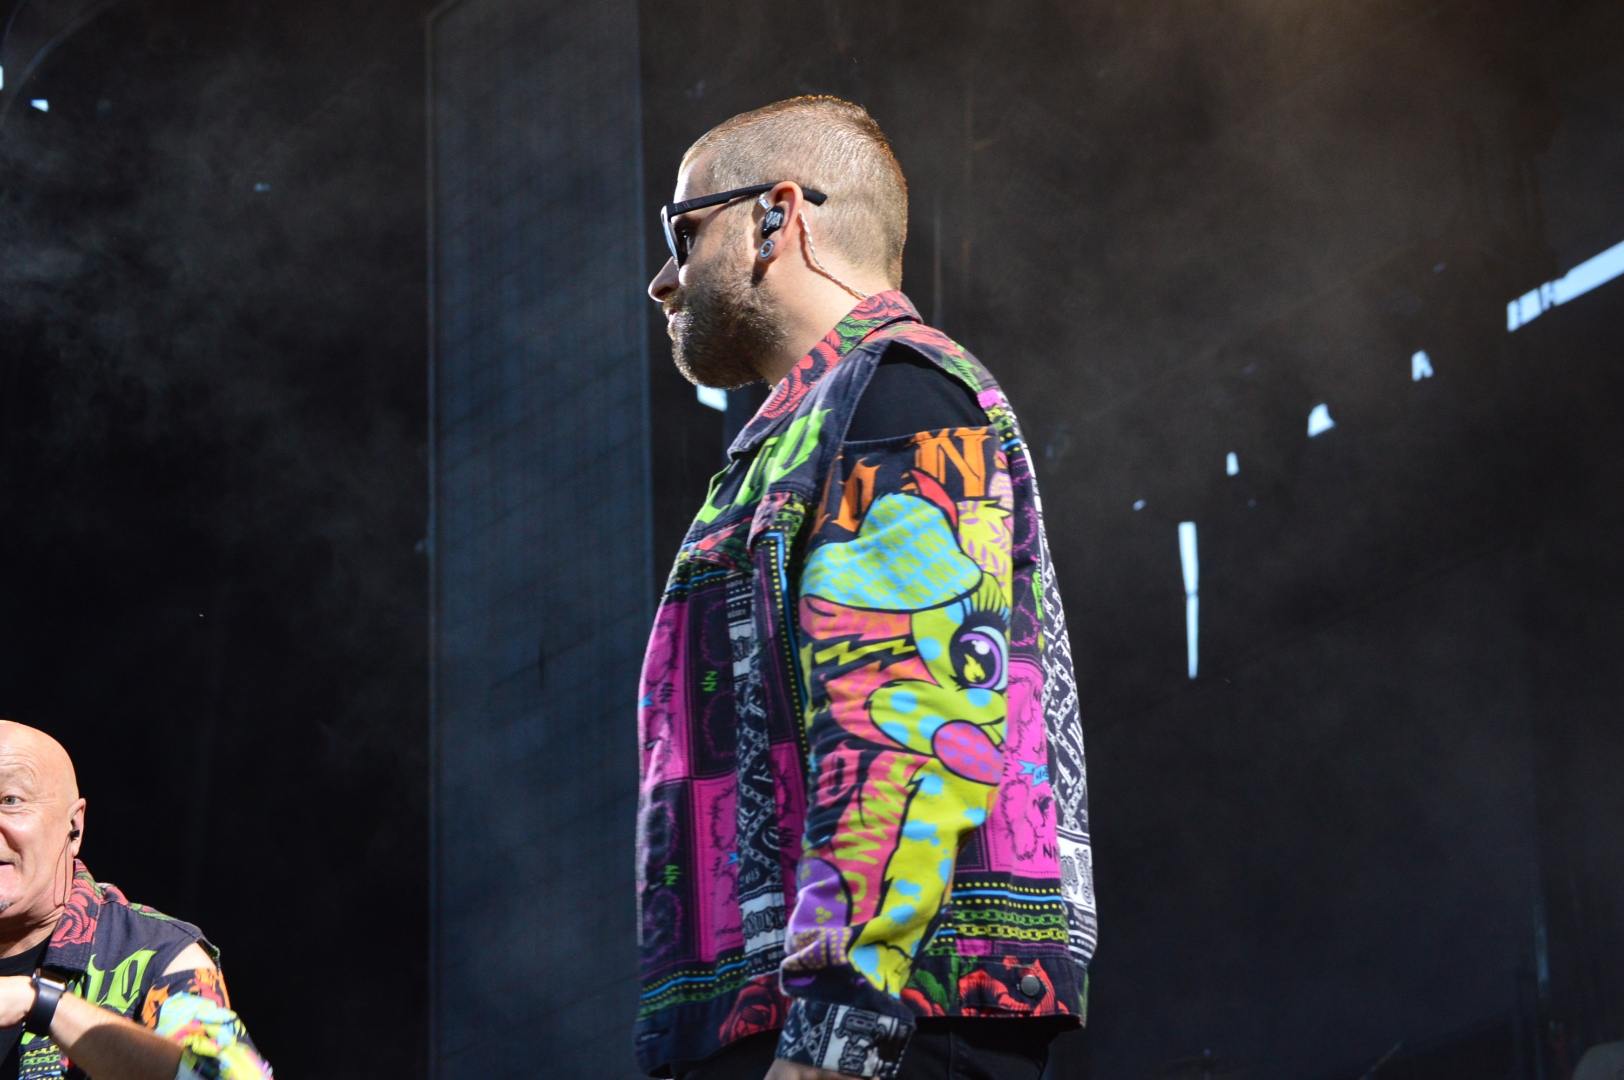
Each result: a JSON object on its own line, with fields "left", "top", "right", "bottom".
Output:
{"left": 0, "top": 975, "right": 184, "bottom": 1080}
{"left": 764, "top": 1057, "right": 863, "bottom": 1080}
{"left": 0, "top": 975, "right": 36, "bottom": 1027}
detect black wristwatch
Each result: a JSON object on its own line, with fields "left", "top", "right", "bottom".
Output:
{"left": 25, "top": 974, "right": 65, "bottom": 1036}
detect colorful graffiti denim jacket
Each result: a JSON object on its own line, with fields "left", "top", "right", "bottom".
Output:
{"left": 635, "top": 292, "right": 1096, "bottom": 1078}
{"left": 20, "top": 862, "right": 271, "bottom": 1080}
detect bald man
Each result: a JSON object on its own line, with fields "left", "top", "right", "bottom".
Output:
{"left": 0, "top": 722, "right": 270, "bottom": 1080}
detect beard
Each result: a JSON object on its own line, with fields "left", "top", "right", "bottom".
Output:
{"left": 665, "top": 239, "right": 786, "bottom": 390}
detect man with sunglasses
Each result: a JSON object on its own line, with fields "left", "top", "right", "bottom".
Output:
{"left": 637, "top": 96, "right": 1096, "bottom": 1080}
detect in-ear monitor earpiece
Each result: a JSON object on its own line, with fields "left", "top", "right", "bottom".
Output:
{"left": 761, "top": 206, "right": 786, "bottom": 238}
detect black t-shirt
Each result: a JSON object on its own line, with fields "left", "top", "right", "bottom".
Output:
{"left": 844, "top": 342, "right": 988, "bottom": 442}
{"left": 0, "top": 939, "right": 49, "bottom": 1079}
{"left": 709, "top": 342, "right": 990, "bottom": 513}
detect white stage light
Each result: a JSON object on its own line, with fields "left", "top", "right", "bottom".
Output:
{"left": 1179, "top": 522, "right": 1198, "bottom": 679}
{"left": 1508, "top": 238, "right": 1624, "bottom": 330}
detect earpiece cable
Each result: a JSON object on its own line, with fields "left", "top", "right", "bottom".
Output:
{"left": 798, "top": 213, "right": 869, "bottom": 302}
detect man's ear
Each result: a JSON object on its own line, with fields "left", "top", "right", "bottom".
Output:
{"left": 67, "top": 798, "right": 85, "bottom": 852}
{"left": 754, "top": 181, "right": 808, "bottom": 264}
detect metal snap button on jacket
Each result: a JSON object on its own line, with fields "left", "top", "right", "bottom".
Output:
{"left": 1019, "top": 973, "right": 1044, "bottom": 998}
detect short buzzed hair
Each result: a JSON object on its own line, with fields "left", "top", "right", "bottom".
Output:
{"left": 683, "top": 96, "right": 908, "bottom": 287}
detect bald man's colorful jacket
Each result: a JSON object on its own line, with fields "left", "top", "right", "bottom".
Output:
{"left": 22, "top": 862, "right": 271, "bottom": 1080}
{"left": 634, "top": 292, "right": 1097, "bottom": 1078}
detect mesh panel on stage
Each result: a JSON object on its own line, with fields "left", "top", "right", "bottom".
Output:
{"left": 429, "top": 0, "right": 649, "bottom": 1073}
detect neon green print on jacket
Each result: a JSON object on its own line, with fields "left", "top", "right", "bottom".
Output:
{"left": 797, "top": 474, "right": 1016, "bottom": 996}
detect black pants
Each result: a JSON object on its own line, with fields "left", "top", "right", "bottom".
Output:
{"left": 675, "top": 1020, "right": 1061, "bottom": 1080}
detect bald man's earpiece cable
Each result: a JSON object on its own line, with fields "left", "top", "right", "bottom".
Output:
{"left": 799, "top": 213, "right": 869, "bottom": 302}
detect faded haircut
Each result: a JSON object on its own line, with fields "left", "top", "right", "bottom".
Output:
{"left": 682, "top": 96, "right": 908, "bottom": 287}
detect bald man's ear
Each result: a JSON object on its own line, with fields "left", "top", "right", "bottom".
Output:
{"left": 67, "top": 798, "right": 84, "bottom": 854}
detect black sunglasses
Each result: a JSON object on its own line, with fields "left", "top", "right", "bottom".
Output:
{"left": 660, "top": 183, "right": 828, "bottom": 267}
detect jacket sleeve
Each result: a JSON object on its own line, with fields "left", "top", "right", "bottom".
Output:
{"left": 142, "top": 967, "right": 273, "bottom": 1080}
{"left": 776, "top": 425, "right": 1014, "bottom": 1078}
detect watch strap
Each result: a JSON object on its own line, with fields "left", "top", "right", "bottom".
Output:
{"left": 25, "top": 974, "right": 65, "bottom": 1036}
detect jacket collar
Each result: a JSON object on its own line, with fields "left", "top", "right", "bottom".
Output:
{"left": 728, "top": 289, "right": 920, "bottom": 457}
{"left": 41, "top": 861, "right": 114, "bottom": 974}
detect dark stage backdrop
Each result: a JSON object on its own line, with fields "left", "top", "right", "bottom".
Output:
{"left": 0, "top": 0, "right": 434, "bottom": 1076}
{"left": 0, "top": 1, "right": 1621, "bottom": 1080}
